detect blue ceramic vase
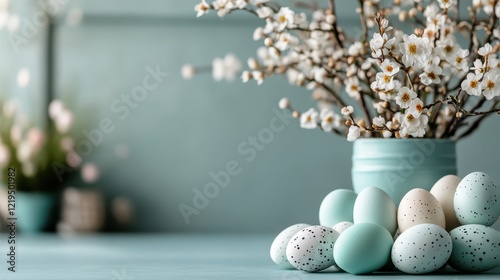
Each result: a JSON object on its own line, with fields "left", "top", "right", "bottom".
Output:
{"left": 352, "top": 138, "right": 457, "bottom": 205}
{"left": 16, "top": 192, "right": 58, "bottom": 233}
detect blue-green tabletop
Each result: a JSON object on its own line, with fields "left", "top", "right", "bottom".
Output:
{"left": 0, "top": 234, "right": 499, "bottom": 279}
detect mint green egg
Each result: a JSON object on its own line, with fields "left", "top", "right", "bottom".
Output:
{"left": 334, "top": 223, "right": 393, "bottom": 274}
{"left": 353, "top": 187, "right": 398, "bottom": 235}
{"left": 319, "top": 189, "right": 357, "bottom": 227}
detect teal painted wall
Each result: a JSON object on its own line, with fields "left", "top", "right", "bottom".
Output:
{"left": 3, "top": 0, "right": 500, "bottom": 232}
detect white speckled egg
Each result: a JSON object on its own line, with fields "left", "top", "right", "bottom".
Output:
{"left": 286, "top": 225, "right": 339, "bottom": 272}
{"left": 333, "top": 221, "right": 353, "bottom": 234}
{"left": 319, "top": 189, "right": 357, "bottom": 227}
{"left": 448, "top": 224, "right": 500, "bottom": 272}
{"left": 430, "top": 175, "right": 462, "bottom": 231}
{"left": 334, "top": 223, "right": 393, "bottom": 274}
{"left": 454, "top": 172, "right": 500, "bottom": 226}
{"left": 353, "top": 187, "right": 397, "bottom": 235}
{"left": 398, "top": 188, "right": 446, "bottom": 233}
{"left": 391, "top": 224, "right": 452, "bottom": 274}
{"left": 270, "top": 223, "right": 310, "bottom": 268}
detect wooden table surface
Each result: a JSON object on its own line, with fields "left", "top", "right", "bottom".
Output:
{"left": 0, "top": 234, "right": 499, "bottom": 279}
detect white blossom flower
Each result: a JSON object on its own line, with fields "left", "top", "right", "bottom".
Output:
{"left": 399, "top": 34, "right": 431, "bottom": 69}
{"left": 275, "top": 32, "right": 298, "bottom": 51}
{"left": 181, "top": 64, "right": 196, "bottom": 79}
{"left": 341, "top": 106, "right": 354, "bottom": 116}
{"left": 212, "top": 0, "right": 235, "bottom": 17}
{"left": 380, "top": 60, "right": 400, "bottom": 76}
{"left": 278, "top": 97, "right": 290, "bottom": 109}
{"left": 252, "top": 70, "right": 264, "bottom": 85}
{"left": 419, "top": 64, "right": 442, "bottom": 85}
{"left": 345, "top": 77, "right": 361, "bottom": 100}
{"left": 403, "top": 111, "right": 420, "bottom": 129}
{"left": 253, "top": 27, "right": 264, "bottom": 40}
{"left": 375, "top": 72, "right": 395, "bottom": 91}
{"left": 256, "top": 6, "right": 273, "bottom": 18}
{"left": 449, "top": 49, "right": 469, "bottom": 71}
{"left": 436, "top": 38, "right": 458, "bottom": 60}
{"left": 347, "top": 125, "right": 360, "bottom": 142}
{"left": 461, "top": 72, "right": 483, "bottom": 96}
{"left": 300, "top": 108, "right": 319, "bottom": 129}
{"left": 348, "top": 42, "right": 363, "bottom": 56}
{"left": 383, "top": 37, "right": 399, "bottom": 55}
{"left": 372, "top": 115, "right": 385, "bottom": 127}
{"left": 481, "top": 71, "right": 500, "bottom": 100}
{"left": 274, "top": 7, "right": 295, "bottom": 31}
{"left": 395, "top": 87, "right": 417, "bottom": 109}
{"left": 481, "top": 0, "right": 495, "bottom": 14}
{"left": 437, "top": 0, "right": 457, "bottom": 9}
{"left": 470, "top": 59, "right": 484, "bottom": 74}
{"left": 194, "top": 0, "right": 210, "bottom": 17}
{"left": 320, "top": 109, "right": 341, "bottom": 132}
{"left": 411, "top": 114, "right": 428, "bottom": 137}
{"left": 370, "top": 33, "right": 387, "bottom": 58}
{"left": 241, "top": 70, "right": 252, "bottom": 83}
{"left": 212, "top": 53, "right": 242, "bottom": 81}
{"left": 408, "top": 98, "right": 424, "bottom": 116}
{"left": 478, "top": 43, "right": 493, "bottom": 57}
{"left": 313, "top": 67, "right": 328, "bottom": 83}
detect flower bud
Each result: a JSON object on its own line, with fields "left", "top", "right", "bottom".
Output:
{"left": 264, "top": 37, "right": 274, "bottom": 47}
{"left": 292, "top": 111, "right": 300, "bottom": 118}
{"left": 278, "top": 98, "right": 291, "bottom": 109}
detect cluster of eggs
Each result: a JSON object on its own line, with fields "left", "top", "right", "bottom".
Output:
{"left": 270, "top": 172, "right": 500, "bottom": 274}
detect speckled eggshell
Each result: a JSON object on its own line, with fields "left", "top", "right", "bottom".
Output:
{"left": 391, "top": 224, "right": 452, "bottom": 274}
{"left": 353, "top": 187, "right": 398, "bottom": 235}
{"left": 454, "top": 172, "right": 500, "bottom": 226}
{"left": 286, "top": 225, "right": 339, "bottom": 272}
{"left": 448, "top": 224, "right": 500, "bottom": 272}
{"left": 319, "top": 189, "right": 357, "bottom": 227}
{"left": 430, "top": 175, "right": 462, "bottom": 231}
{"left": 334, "top": 223, "right": 393, "bottom": 274}
{"left": 270, "top": 223, "right": 310, "bottom": 268}
{"left": 398, "top": 188, "right": 446, "bottom": 233}
{"left": 332, "top": 221, "right": 353, "bottom": 234}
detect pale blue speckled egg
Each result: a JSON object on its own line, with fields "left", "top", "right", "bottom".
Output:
{"left": 454, "top": 172, "right": 500, "bottom": 226}
{"left": 391, "top": 223, "right": 452, "bottom": 274}
{"left": 448, "top": 224, "right": 500, "bottom": 272}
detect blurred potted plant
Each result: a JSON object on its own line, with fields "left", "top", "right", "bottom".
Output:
{"left": 0, "top": 98, "right": 99, "bottom": 233}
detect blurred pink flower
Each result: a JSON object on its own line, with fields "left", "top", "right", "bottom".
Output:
{"left": 81, "top": 163, "right": 100, "bottom": 183}
{"left": 66, "top": 151, "right": 82, "bottom": 168}
{"left": 27, "top": 127, "right": 45, "bottom": 150}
